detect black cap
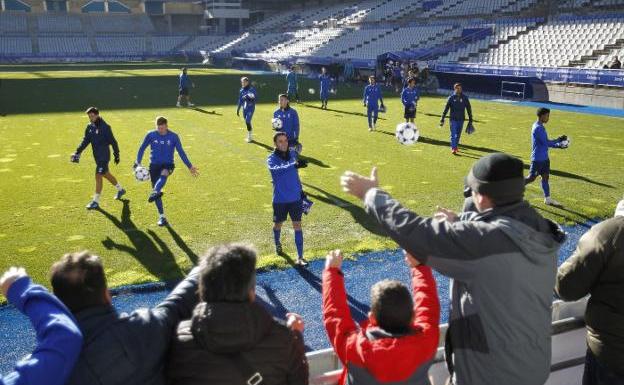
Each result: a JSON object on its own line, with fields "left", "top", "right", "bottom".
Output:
{"left": 464, "top": 153, "right": 525, "bottom": 205}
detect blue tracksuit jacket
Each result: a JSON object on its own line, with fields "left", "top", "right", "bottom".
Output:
{"left": 442, "top": 93, "right": 473, "bottom": 122}
{"left": 273, "top": 107, "right": 300, "bottom": 145}
{"left": 75, "top": 118, "right": 119, "bottom": 162}
{"left": 267, "top": 149, "right": 302, "bottom": 204}
{"left": 136, "top": 130, "right": 192, "bottom": 168}
{"left": 531, "top": 121, "right": 562, "bottom": 161}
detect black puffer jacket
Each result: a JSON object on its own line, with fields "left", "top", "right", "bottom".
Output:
{"left": 167, "top": 301, "right": 309, "bottom": 385}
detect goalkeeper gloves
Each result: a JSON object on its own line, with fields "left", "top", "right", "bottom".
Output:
{"left": 70, "top": 153, "right": 80, "bottom": 163}
{"left": 114, "top": 154, "right": 120, "bottom": 165}
{"left": 295, "top": 159, "right": 308, "bottom": 169}
{"left": 557, "top": 135, "right": 568, "bottom": 142}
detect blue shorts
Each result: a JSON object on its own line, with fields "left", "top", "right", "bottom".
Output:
{"left": 529, "top": 159, "right": 550, "bottom": 177}
{"left": 179, "top": 88, "right": 189, "bottom": 96}
{"left": 149, "top": 163, "right": 175, "bottom": 187}
{"left": 95, "top": 161, "right": 109, "bottom": 175}
{"left": 273, "top": 200, "right": 303, "bottom": 223}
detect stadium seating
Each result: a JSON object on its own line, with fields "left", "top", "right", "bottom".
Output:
{"left": 38, "top": 36, "right": 92, "bottom": 54}
{"left": 37, "top": 14, "right": 83, "bottom": 33}
{"left": 89, "top": 14, "right": 155, "bottom": 34}
{"left": 0, "top": 12, "right": 28, "bottom": 33}
{"left": 0, "top": 37, "right": 32, "bottom": 55}
{"left": 95, "top": 36, "right": 146, "bottom": 54}
{"left": 151, "top": 36, "right": 188, "bottom": 54}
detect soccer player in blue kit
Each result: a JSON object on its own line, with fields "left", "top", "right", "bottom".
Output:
{"left": 135, "top": 116, "right": 199, "bottom": 226}
{"left": 401, "top": 77, "right": 420, "bottom": 124}
{"left": 71, "top": 107, "right": 125, "bottom": 210}
{"left": 176, "top": 67, "right": 195, "bottom": 108}
{"left": 525, "top": 107, "right": 568, "bottom": 207}
{"left": 268, "top": 131, "right": 309, "bottom": 266}
{"left": 286, "top": 66, "right": 299, "bottom": 103}
{"left": 237, "top": 76, "right": 257, "bottom": 143}
{"left": 363, "top": 75, "right": 385, "bottom": 132}
{"left": 319, "top": 67, "right": 331, "bottom": 109}
{"left": 440, "top": 83, "right": 473, "bottom": 155}
{"left": 273, "top": 94, "right": 302, "bottom": 154}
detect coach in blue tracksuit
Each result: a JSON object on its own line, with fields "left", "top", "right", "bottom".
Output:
{"left": 273, "top": 94, "right": 302, "bottom": 153}
{"left": 401, "top": 77, "right": 420, "bottom": 124}
{"left": 0, "top": 266, "right": 83, "bottom": 385}
{"left": 319, "top": 67, "right": 331, "bottom": 109}
{"left": 176, "top": 68, "right": 194, "bottom": 108}
{"left": 440, "top": 82, "right": 473, "bottom": 155}
{"left": 136, "top": 116, "right": 199, "bottom": 226}
{"left": 363, "top": 75, "right": 385, "bottom": 132}
{"left": 525, "top": 107, "right": 568, "bottom": 207}
{"left": 237, "top": 76, "right": 257, "bottom": 143}
{"left": 286, "top": 67, "right": 299, "bottom": 102}
{"left": 268, "top": 131, "right": 308, "bottom": 266}
{"left": 72, "top": 107, "right": 125, "bottom": 210}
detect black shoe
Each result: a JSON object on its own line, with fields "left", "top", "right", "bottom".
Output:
{"left": 296, "top": 257, "right": 309, "bottom": 267}
{"left": 275, "top": 243, "right": 283, "bottom": 255}
{"left": 148, "top": 191, "right": 163, "bottom": 203}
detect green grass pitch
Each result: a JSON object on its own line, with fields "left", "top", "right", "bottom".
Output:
{"left": 0, "top": 63, "right": 622, "bottom": 291}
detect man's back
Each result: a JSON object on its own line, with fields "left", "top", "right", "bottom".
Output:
{"left": 167, "top": 301, "right": 308, "bottom": 385}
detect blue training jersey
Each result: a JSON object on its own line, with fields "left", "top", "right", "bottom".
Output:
{"left": 136, "top": 129, "right": 193, "bottom": 168}
{"left": 286, "top": 72, "right": 297, "bottom": 89}
{"left": 401, "top": 86, "right": 420, "bottom": 107}
{"left": 363, "top": 84, "right": 383, "bottom": 107}
{"left": 273, "top": 107, "right": 300, "bottom": 144}
{"left": 319, "top": 74, "right": 331, "bottom": 93}
{"left": 179, "top": 73, "right": 191, "bottom": 90}
{"left": 267, "top": 150, "right": 302, "bottom": 204}
{"left": 237, "top": 86, "right": 257, "bottom": 110}
{"left": 442, "top": 92, "right": 473, "bottom": 122}
{"left": 531, "top": 121, "right": 561, "bottom": 162}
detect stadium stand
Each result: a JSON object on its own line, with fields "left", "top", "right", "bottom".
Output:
{"left": 0, "top": 12, "right": 28, "bottom": 33}
{"left": 37, "top": 13, "right": 83, "bottom": 33}
{"left": 38, "top": 36, "right": 92, "bottom": 54}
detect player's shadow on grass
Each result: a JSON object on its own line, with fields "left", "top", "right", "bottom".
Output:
{"left": 251, "top": 140, "right": 331, "bottom": 168}
{"left": 302, "top": 103, "right": 387, "bottom": 120}
{"left": 97, "top": 199, "right": 189, "bottom": 280}
{"left": 422, "top": 112, "right": 483, "bottom": 124}
{"left": 522, "top": 165, "right": 614, "bottom": 189}
{"left": 535, "top": 205, "right": 600, "bottom": 229}
{"left": 278, "top": 251, "right": 370, "bottom": 322}
{"left": 191, "top": 107, "right": 222, "bottom": 116}
{"left": 303, "top": 183, "right": 386, "bottom": 236}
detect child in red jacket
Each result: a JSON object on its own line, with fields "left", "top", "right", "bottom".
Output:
{"left": 322, "top": 250, "right": 440, "bottom": 384}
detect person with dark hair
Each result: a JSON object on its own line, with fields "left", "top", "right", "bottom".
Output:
{"left": 286, "top": 66, "right": 299, "bottom": 103}
{"left": 525, "top": 107, "right": 568, "bottom": 207}
{"left": 610, "top": 56, "right": 621, "bottom": 70}
{"left": 273, "top": 94, "right": 302, "bottom": 154}
{"left": 363, "top": 76, "right": 384, "bottom": 132}
{"left": 176, "top": 67, "right": 195, "bottom": 108}
{"left": 71, "top": 107, "right": 125, "bottom": 210}
{"left": 50, "top": 251, "right": 200, "bottom": 385}
{"left": 0, "top": 266, "right": 82, "bottom": 385}
{"left": 268, "top": 131, "right": 310, "bottom": 265}
{"left": 136, "top": 116, "right": 199, "bottom": 226}
{"left": 340, "top": 152, "right": 565, "bottom": 385}
{"left": 237, "top": 76, "right": 257, "bottom": 143}
{"left": 167, "top": 243, "right": 309, "bottom": 385}
{"left": 322, "top": 250, "right": 439, "bottom": 384}
{"left": 319, "top": 67, "right": 331, "bottom": 109}
{"left": 401, "top": 77, "right": 420, "bottom": 124}
{"left": 440, "top": 83, "right": 473, "bottom": 155}
{"left": 555, "top": 198, "right": 624, "bottom": 385}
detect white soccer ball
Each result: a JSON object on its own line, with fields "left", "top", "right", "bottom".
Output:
{"left": 134, "top": 166, "right": 150, "bottom": 182}
{"left": 272, "top": 117, "right": 283, "bottom": 130}
{"left": 247, "top": 93, "right": 255, "bottom": 100}
{"left": 308, "top": 88, "right": 315, "bottom": 95}
{"left": 560, "top": 138, "right": 571, "bottom": 149}
{"left": 396, "top": 122, "right": 419, "bottom": 146}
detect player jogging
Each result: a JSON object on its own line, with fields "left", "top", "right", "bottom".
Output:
{"left": 525, "top": 107, "right": 568, "bottom": 207}
{"left": 176, "top": 67, "right": 195, "bottom": 108}
{"left": 401, "top": 77, "right": 420, "bottom": 124}
{"left": 273, "top": 94, "right": 302, "bottom": 154}
{"left": 237, "top": 76, "right": 257, "bottom": 143}
{"left": 71, "top": 107, "right": 125, "bottom": 210}
{"left": 319, "top": 67, "right": 331, "bottom": 109}
{"left": 363, "top": 75, "right": 385, "bottom": 132}
{"left": 135, "top": 116, "right": 199, "bottom": 226}
{"left": 440, "top": 83, "right": 473, "bottom": 155}
{"left": 286, "top": 67, "right": 299, "bottom": 103}
{"left": 268, "top": 131, "right": 309, "bottom": 266}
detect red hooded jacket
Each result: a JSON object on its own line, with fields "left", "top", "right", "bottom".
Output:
{"left": 322, "top": 265, "right": 440, "bottom": 384}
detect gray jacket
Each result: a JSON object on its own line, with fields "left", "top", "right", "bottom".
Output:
{"left": 364, "top": 189, "right": 564, "bottom": 385}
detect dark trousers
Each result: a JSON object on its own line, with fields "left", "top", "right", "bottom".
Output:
{"left": 583, "top": 349, "right": 624, "bottom": 385}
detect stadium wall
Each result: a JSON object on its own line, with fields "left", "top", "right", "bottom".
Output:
{"left": 544, "top": 83, "right": 624, "bottom": 109}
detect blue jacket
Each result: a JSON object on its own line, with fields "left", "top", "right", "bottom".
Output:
{"left": 319, "top": 74, "right": 331, "bottom": 94}
{"left": 75, "top": 118, "right": 119, "bottom": 162}
{"left": 363, "top": 84, "right": 384, "bottom": 108}
{"left": 237, "top": 86, "right": 257, "bottom": 112}
{"left": 401, "top": 86, "right": 420, "bottom": 107}
{"left": 442, "top": 93, "right": 473, "bottom": 122}
{"left": 65, "top": 267, "right": 200, "bottom": 385}
{"left": 268, "top": 149, "right": 302, "bottom": 204}
{"left": 1, "top": 276, "right": 82, "bottom": 385}
{"left": 531, "top": 121, "right": 561, "bottom": 161}
{"left": 179, "top": 73, "right": 192, "bottom": 90}
{"left": 137, "top": 130, "right": 192, "bottom": 168}
{"left": 273, "top": 107, "right": 300, "bottom": 144}
{"left": 286, "top": 72, "right": 297, "bottom": 90}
